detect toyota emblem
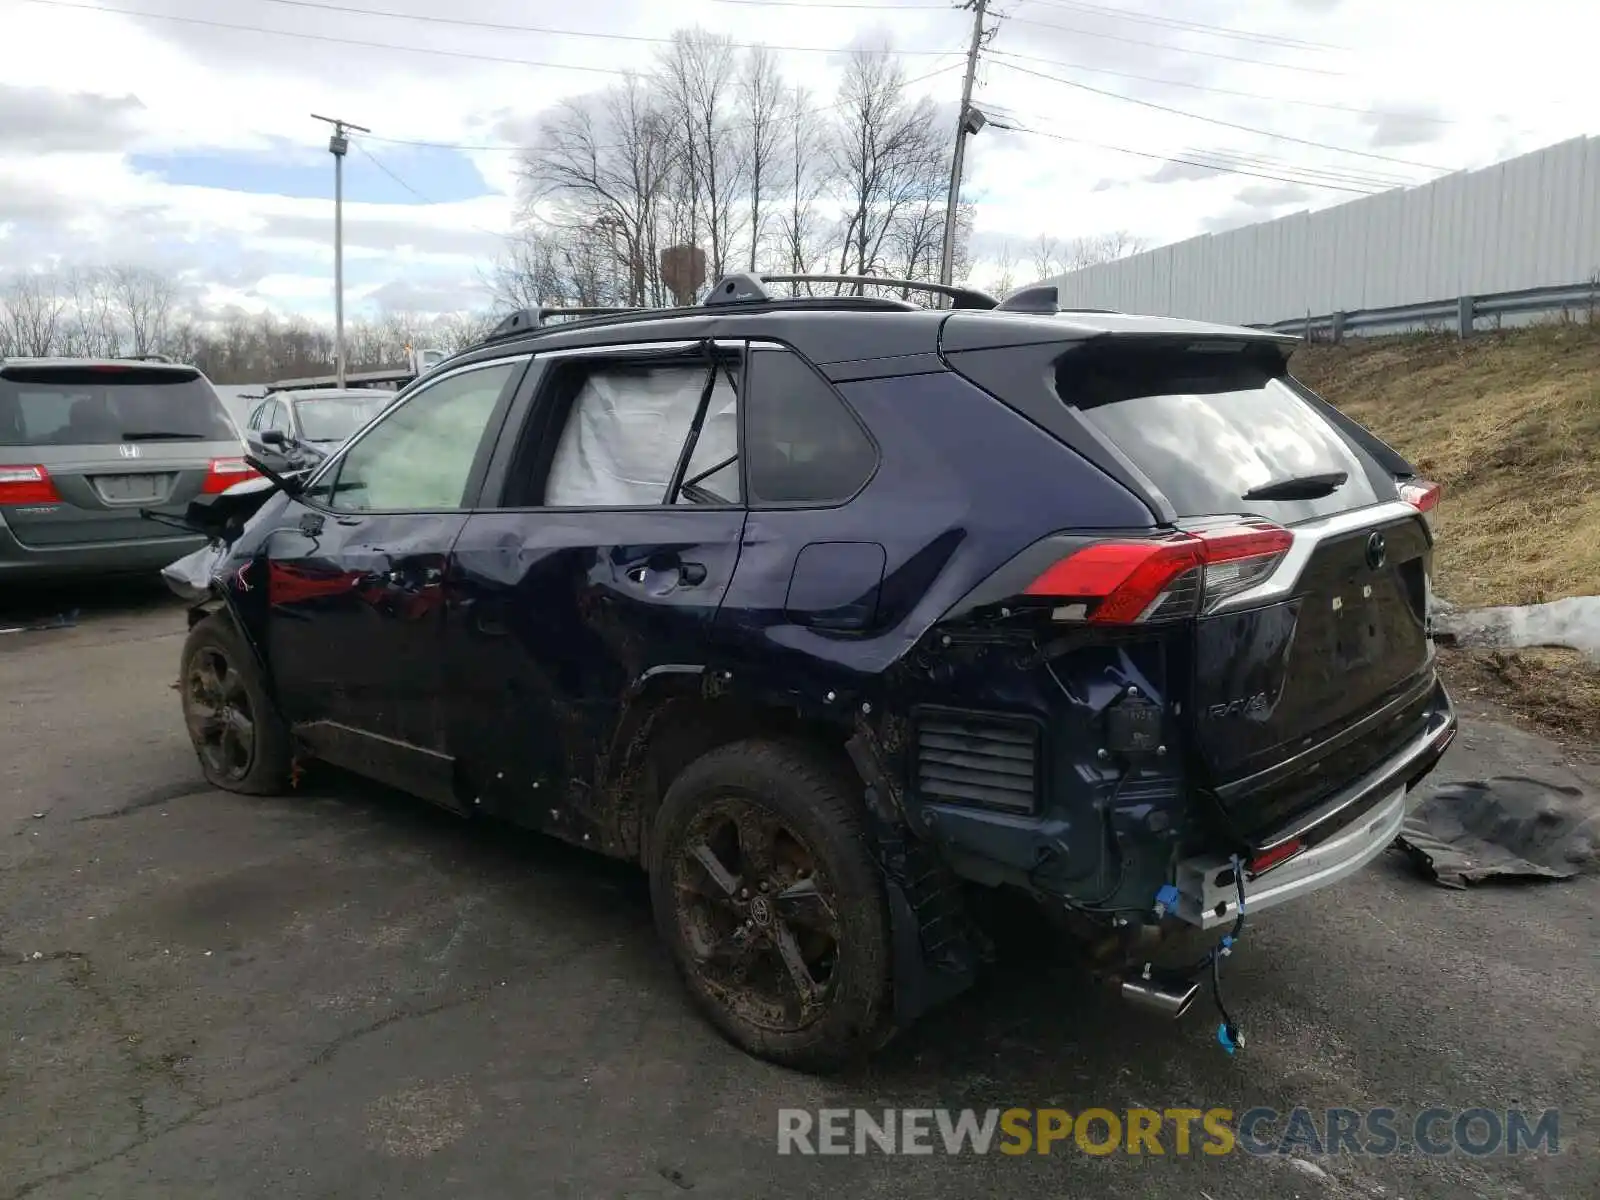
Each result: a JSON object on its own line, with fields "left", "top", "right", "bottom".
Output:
{"left": 118, "top": 443, "right": 141, "bottom": 459}
{"left": 1365, "top": 531, "right": 1387, "bottom": 570}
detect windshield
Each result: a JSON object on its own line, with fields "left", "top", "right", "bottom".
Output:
{"left": 295, "top": 395, "right": 388, "bottom": 442}
{"left": 0, "top": 366, "right": 236, "bottom": 446}
{"left": 1064, "top": 342, "right": 1381, "bottom": 524}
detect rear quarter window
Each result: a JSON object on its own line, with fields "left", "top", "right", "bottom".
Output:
{"left": 744, "top": 347, "right": 877, "bottom": 505}
{"left": 1061, "top": 341, "right": 1383, "bottom": 524}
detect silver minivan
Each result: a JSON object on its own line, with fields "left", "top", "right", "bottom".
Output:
{"left": 0, "top": 358, "right": 255, "bottom": 582}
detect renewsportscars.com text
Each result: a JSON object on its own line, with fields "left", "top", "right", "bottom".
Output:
{"left": 776, "top": 1107, "right": 1561, "bottom": 1157}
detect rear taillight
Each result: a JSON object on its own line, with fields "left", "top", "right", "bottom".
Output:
{"left": 201, "top": 457, "right": 262, "bottom": 494}
{"left": 1400, "top": 478, "right": 1440, "bottom": 514}
{"left": 0, "top": 465, "right": 61, "bottom": 504}
{"left": 1023, "top": 520, "right": 1293, "bottom": 625}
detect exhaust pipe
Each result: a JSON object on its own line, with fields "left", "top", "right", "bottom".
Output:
{"left": 1120, "top": 971, "right": 1200, "bottom": 1020}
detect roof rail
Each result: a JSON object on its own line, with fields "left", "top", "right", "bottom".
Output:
{"left": 484, "top": 304, "right": 652, "bottom": 342}
{"left": 119, "top": 353, "right": 174, "bottom": 363}
{"left": 705, "top": 272, "right": 999, "bottom": 311}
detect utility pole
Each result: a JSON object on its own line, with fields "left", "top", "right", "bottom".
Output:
{"left": 312, "top": 114, "right": 370, "bottom": 388}
{"left": 939, "top": 0, "right": 990, "bottom": 292}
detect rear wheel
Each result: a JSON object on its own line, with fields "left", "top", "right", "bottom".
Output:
{"left": 648, "top": 739, "right": 894, "bottom": 1072}
{"left": 180, "top": 614, "right": 291, "bottom": 795}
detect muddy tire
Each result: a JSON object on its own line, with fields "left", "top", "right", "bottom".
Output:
{"left": 179, "top": 614, "right": 291, "bottom": 796}
{"left": 648, "top": 738, "right": 894, "bottom": 1072}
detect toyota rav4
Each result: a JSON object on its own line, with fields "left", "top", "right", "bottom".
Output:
{"left": 167, "top": 274, "right": 1456, "bottom": 1071}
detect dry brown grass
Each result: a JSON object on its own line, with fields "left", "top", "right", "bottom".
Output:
{"left": 1292, "top": 322, "right": 1600, "bottom": 741}
{"left": 1291, "top": 320, "right": 1600, "bottom": 608}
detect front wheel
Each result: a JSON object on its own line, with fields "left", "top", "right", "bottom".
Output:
{"left": 647, "top": 739, "right": 895, "bottom": 1073}
{"left": 180, "top": 614, "right": 291, "bottom": 795}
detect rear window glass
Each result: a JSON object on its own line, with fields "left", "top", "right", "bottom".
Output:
{"left": 0, "top": 367, "right": 235, "bottom": 447}
{"left": 1062, "top": 342, "right": 1380, "bottom": 523}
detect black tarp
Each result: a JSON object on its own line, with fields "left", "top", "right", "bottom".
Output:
{"left": 1395, "top": 776, "right": 1600, "bottom": 888}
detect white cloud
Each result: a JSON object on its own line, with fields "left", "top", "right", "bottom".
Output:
{"left": 0, "top": 0, "right": 1593, "bottom": 312}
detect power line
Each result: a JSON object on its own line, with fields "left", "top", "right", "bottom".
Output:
{"left": 999, "top": 11, "right": 1345, "bottom": 76}
{"left": 987, "top": 108, "right": 1413, "bottom": 190}
{"left": 20, "top": 0, "right": 630, "bottom": 73}
{"left": 23, "top": 0, "right": 959, "bottom": 71}
{"left": 989, "top": 57, "right": 1455, "bottom": 172}
{"left": 229, "top": 0, "right": 960, "bottom": 56}
{"left": 347, "top": 60, "right": 968, "bottom": 154}
{"left": 985, "top": 48, "right": 1455, "bottom": 125}
{"left": 990, "top": 122, "right": 1386, "bottom": 194}
{"left": 1010, "top": 0, "right": 1348, "bottom": 53}
{"left": 1176, "top": 145, "right": 1418, "bottom": 189}
{"left": 708, "top": 1, "right": 950, "bottom": 7}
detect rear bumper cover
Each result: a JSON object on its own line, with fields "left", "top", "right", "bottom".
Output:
{"left": 1172, "top": 681, "right": 1457, "bottom": 929}
{"left": 0, "top": 524, "right": 205, "bottom": 579}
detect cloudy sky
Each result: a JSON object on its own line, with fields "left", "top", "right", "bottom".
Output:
{"left": 1, "top": 0, "right": 1590, "bottom": 321}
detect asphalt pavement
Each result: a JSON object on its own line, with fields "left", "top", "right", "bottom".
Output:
{"left": 1, "top": 585, "right": 1594, "bottom": 1199}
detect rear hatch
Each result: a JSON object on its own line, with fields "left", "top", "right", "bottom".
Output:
{"left": 1061, "top": 337, "right": 1438, "bottom": 840}
{"left": 0, "top": 363, "right": 250, "bottom": 547}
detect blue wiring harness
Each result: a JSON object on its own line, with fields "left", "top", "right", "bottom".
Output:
{"left": 1154, "top": 855, "right": 1249, "bottom": 1055}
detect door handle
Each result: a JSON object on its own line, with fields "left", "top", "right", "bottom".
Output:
{"left": 625, "top": 561, "right": 708, "bottom": 592}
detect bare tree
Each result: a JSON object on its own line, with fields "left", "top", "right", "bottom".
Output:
{"left": 989, "top": 240, "right": 1018, "bottom": 297}
{"left": 777, "top": 85, "right": 832, "bottom": 282}
{"left": 109, "top": 265, "right": 177, "bottom": 355}
{"left": 658, "top": 29, "right": 743, "bottom": 280}
{"left": 830, "top": 50, "right": 948, "bottom": 285}
{"left": 61, "top": 267, "right": 120, "bottom": 357}
{"left": 1031, "top": 234, "right": 1062, "bottom": 282}
{"left": 486, "top": 229, "right": 563, "bottom": 311}
{"left": 520, "top": 73, "right": 676, "bottom": 306}
{"left": 1062, "top": 230, "right": 1147, "bottom": 271}
{"left": 1, "top": 273, "right": 67, "bottom": 356}
{"left": 738, "top": 44, "right": 787, "bottom": 272}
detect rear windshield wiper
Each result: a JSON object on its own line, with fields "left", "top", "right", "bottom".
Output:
{"left": 120, "top": 430, "right": 207, "bottom": 441}
{"left": 1242, "top": 470, "right": 1348, "bottom": 501}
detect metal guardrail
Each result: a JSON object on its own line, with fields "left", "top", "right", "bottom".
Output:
{"left": 1254, "top": 281, "right": 1600, "bottom": 341}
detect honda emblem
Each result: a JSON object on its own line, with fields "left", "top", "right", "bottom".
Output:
{"left": 118, "top": 443, "right": 141, "bottom": 460}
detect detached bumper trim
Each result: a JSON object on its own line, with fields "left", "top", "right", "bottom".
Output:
{"left": 1172, "top": 698, "right": 1456, "bottom": 929}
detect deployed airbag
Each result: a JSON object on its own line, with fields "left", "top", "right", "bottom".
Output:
{"left": 545, "top": 365, "right": 738, "bottom": 507}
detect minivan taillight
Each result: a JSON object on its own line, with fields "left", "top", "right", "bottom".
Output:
{"left": 201, "top": 457, "right": 262, "bottom": 494}
{"left": 1023, "top": 521, "right": 1293, "bottom": 624}
{"left": 0, "top": 465, "right": 61, "bottom": 504}
{"left": 1399, "top": 479, "right": 1440, "bottom": 514}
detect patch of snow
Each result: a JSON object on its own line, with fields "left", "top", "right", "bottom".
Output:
{"left": 1435, "top": 595, "right": 1600, "bottom": 662}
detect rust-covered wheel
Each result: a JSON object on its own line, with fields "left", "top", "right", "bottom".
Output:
{"left": 180, "top": 614, "right": 290, "bottom": 795}
{"left": 648, "top": 739, "right": 893, "bottom": 1072}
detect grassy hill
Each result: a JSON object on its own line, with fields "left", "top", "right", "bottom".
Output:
{"left": 1291, "top": 321, "right": 1600, "bottom": 746}
{"left": 1291, "top": 321, "right": 1600, "bottom": 609}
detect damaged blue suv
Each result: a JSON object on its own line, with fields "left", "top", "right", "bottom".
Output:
{"left": 169, "top": 273, "right": 1457, "bottom": 1071}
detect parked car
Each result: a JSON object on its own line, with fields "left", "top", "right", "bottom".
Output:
{"left": 167, "top": 274, "right": 1456, "bottom": 1071}
{"left": 243, "top": 388, "right": 393, "bottom": 469}
{"left": 1, "top": 357, "right": 257, "bottom": 582}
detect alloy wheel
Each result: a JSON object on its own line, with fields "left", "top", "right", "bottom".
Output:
{"left": 671, "top": 795, "right": 843, "bottom": 1033}
{"left": 185, "top": 646, "right": 257, "bottom": 782}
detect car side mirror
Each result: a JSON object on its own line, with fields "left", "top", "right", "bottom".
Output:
{"left": 259, "top": 428, "right": 288, "bottom": 447}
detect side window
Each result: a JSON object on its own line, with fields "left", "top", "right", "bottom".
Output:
{"left": 542, "top": 355, "right": 741, "bottom": 508}
{"left": 269, "top": 402, "right": 291, "bottom": 432}
{"left": 310, "top": 362, "right": 517, "bottom": 512}
{"left": 744, "top": 348, "right": 877, "bottom": 505}
{"left": 247, "top": 402, "right": 266, "bottom": 431}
